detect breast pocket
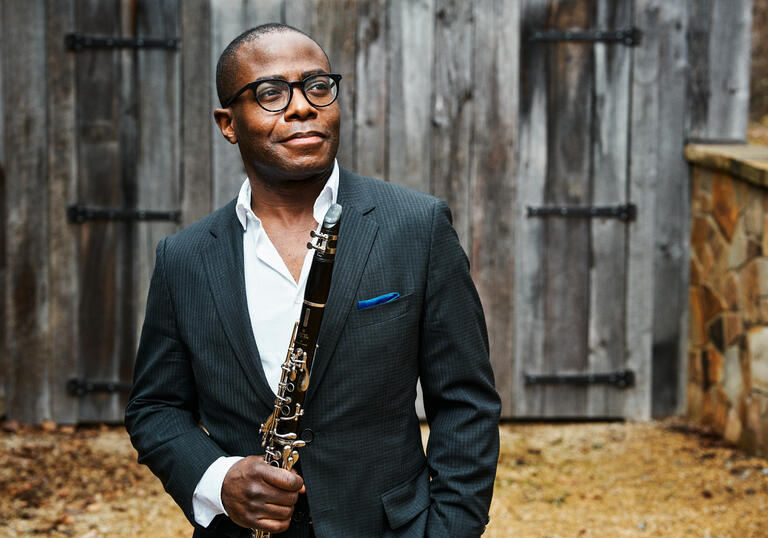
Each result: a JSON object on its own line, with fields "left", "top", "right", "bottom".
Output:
{"left": 348, "top": 292, "right": 413, "bottom": 329}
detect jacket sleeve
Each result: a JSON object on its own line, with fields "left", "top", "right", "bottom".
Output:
{"left": 419, "top": 200, "right": 501, "bottom": 537}
{"left": 125, "top": 238, "right": 228, "bottom": 525}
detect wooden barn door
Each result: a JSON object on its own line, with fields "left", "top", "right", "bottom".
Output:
{"left": 514, "top": 0, "right": 637, "bottom": 418}
{"left": 65, "top": 0, "right": 181, "bottom": 422}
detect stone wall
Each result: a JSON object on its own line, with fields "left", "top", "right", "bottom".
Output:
{"left": 686, "top": 144, "right": 768, "bottom": 455}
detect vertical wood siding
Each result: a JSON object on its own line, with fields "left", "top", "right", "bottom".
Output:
{"left": 386, "top": 0, "right": 433, "bottom": 194}
{"left": 648, "top": 1, "right": 691, "bottom": 417}
{"left": 47, "top": 0, "right": 79, "bottom": 423}
{"left": 515, "top": 0, "right": 602, "bottom": 417}
{"left": 0, "top": 0, "right": 754, "bottom": 422}
{"left": 588, "top": 0, "right": 631, "bottom": 416}
{"left": 3, "top": 0, "right": 50, "bottom": 423}
{"left": 74, "top": 0, "right": 127, "bottom": 422}
{"left": 687, "top": 0, "right": 752, "bottom": 141}
{"left": 0, "top": 0, "right": 6, "bottom": 417}
{"left": 470, "top": 0, "right": 519, "bottom": 417}
{"left": 180, "top": 0, "right": 212, "bottom": 227}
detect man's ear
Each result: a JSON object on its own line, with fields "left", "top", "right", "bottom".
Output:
{"left": 214, "top": 108, "right": 238, "bottom": 144}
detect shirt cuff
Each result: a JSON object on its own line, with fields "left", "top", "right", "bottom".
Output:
{"left": 192, "top": 455, "right": 244, "bottom": 527}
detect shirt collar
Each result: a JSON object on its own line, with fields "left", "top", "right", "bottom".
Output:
{"left": 235, "top": 159, "right": 340, "bottom": 231}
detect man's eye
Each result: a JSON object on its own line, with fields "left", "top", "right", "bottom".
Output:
{"left": 257, "top": 86, "right": 285, "bottom": 102}
{"left": 307, "top": 82, "right": 331, "bottom": 95}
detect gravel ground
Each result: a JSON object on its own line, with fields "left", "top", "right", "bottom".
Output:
{"left": 1, "top": 419, "right": 766, "bottom": 537}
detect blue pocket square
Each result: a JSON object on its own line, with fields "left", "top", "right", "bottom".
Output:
{"left": 358, "top": 292, "right": 400, "bottom": 310}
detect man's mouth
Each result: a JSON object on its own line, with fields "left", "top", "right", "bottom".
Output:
{"left": 283, "top": 131, "right": 325, "bottom": 142}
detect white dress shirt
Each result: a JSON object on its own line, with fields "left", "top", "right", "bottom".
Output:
{"left": 192, "top": 161, "right": 339, "bottom": 527}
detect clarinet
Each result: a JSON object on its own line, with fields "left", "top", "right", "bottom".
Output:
{"left": 252, "top": 203, "right": 341, "bottom": 538}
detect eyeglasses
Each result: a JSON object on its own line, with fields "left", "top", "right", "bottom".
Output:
{"left": 223, "top": 73, "right": 342, "bottom": 112}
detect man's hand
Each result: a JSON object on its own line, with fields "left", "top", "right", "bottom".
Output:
{"left": 221, "top": 456, "right": 305, "bottom": 533}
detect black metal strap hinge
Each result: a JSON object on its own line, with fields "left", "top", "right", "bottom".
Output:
{"left": 67, "top": 378, "right": 132, "bottom": 397}
{"left": 527, "top": 203, "right": 636, "bottom": 222}
{"left": 66, "top": 33, "right": 179, "bottom": 51}
{"left": 529, "top": 27, "right": 642, "bottom": 46}
{"left": 524, "top": 369, "right": 635, "bottom": 389}
{"left": 67, "top": 204, "right": 181, "bottom": 223}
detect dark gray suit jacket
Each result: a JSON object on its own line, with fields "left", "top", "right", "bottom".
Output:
{"left": 125, "top": 169, "right": 500, "bottom": 537}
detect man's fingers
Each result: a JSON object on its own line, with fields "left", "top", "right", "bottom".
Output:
{"left": 252, "top": 517, "right": 292, "bottom": 535}
{"left": 223, "top": 490, "right": 296, "bottom": 530}
{"left": 221, "top": 456, "right": 304, "bottom": 530}
{"left": 242, "top": 481, "right": 300, "bottom": 507}
{"left": 259, "top": 464, "right": 304, "bottom": 492}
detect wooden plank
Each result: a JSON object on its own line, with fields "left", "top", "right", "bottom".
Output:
{"left": 75, "top": 0, "right": 125, "bottom": 422}
{"left": 387, "top": 0, "right": 434, "bottom": 192}
{"left": 687, "top": 0, "right": 752, "bottom": 141}
{"left": 245, "top": 0, "right": 284, "bottom": 26}
{"left": 210, "top": 0, "right": 249, "bottom": 209}
{"left": 283, "top": 0, "right": 315, "bottom": 33}
{"left": 513, "top": 0, "right": 551, "bottom": 417}
{"left": 586, "top": 0, "right": 631, "bottom": 416}
{"left": 470, "top": 0, "right": 519, "bottom": 418}
{"left": 0, "top": 0, "right": 6, "bottom": 418}
{"left": 46, "top": 0, "right": 80, "bottom": 424}
{"left": 132, "top": 0, "right": 181, "bottom": 419}
{"left": 431, "top": 0, "right": 473, "bottom": 251}
{"left": 355, "top": 0, "right": 388, "bottom": 180}
{"left": 111, "top": 0, "right": 138, "bottom": 424}
{"left": 2, "top": 0, "right": 50, "bottom": 423}
{"left": 181, "top": 0, "right": 212, "bottom": 225}
{"left": 624, "top": 0, "right": 661, "bottom": 420}
{"left": 650, "top": 1, "right": 690, "bottom": 417}
{"left": 540, "top": 0, "right": 594, "bottom": 417}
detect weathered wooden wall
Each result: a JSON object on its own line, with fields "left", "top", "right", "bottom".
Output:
{"left": 514, "top": 0, "right": 639, "bottom": 418}
{"left": 0, "top": 1, "right": 6, "bottom": 419}
{"left": 2, "top": 0, "right": 51, "bottom": 424}
{"left": 0, "top": 0, "right": 753, "bottom": 422}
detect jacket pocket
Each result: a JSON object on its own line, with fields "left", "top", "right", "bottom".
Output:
{"left": 348, "top": 292, "right": 412, "bottom": 329}
{"left": 381, "top": 464, "right": 431, "bottom": 530}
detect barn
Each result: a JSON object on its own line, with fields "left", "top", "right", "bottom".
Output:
{"left": 0, "top": 0, "right": 761, "bottom": 439}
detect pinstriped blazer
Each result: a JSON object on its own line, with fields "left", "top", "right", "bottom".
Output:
{"left": 125, "top": 168, "right": 500, "bottom": 537}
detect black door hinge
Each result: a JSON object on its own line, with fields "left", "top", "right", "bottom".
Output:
{"left": 524, "top": 369, "right": 636, "bottom": 389}
{"left": 529, "top": 27, "right": 642, "bottom": 46}
{"left": 527, "top": 203, "right": 636, "bottom": 222}
{"left": 67, "top": 204, "right": 181, "bottom": 223}
{"left": 67, "top": 378, "right": 132, "bottom": 397}
{"left": 65, "top": 33, "right": 179, "bottom": 51}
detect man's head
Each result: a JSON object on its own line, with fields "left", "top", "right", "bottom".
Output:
{"left": 213, "top": 24, "right": 340, "bottom": 185}
{"left": 215, "top": 24, "right": 331, "bottom": 108}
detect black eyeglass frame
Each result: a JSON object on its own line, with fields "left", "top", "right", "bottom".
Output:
{"left": 222, "top": 73, "right": 343, "bottom": 111}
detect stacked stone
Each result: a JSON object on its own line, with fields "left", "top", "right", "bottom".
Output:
{"left": 686, "top": 144, "right": 768, "bottom": 456}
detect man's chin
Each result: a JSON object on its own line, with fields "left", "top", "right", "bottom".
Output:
{"left": 250, "top": 157, "right": 335, "bottom": 184}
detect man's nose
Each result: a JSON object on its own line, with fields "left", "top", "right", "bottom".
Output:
{"left": 284, "top": 88, "right": 317, "bottom": 120}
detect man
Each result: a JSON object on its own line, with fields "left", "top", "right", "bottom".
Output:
{"left": 125, "top": 23, "right": 500, "bottom": 538}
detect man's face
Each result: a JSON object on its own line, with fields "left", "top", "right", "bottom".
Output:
{"left": 222, "top": 32, "right": 340, "bottom": 183}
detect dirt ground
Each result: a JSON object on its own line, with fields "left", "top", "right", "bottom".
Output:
{"left": 1, "top": 419, "right": 766, "bottom": 537}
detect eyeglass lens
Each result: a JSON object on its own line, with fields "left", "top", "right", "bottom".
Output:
{"left": 255, "top": 74, "right": 338, "bottom": 112}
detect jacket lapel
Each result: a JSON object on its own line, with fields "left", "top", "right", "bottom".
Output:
{"left": 200, "top": 203, "right": 277, "bottom": 410}
{"left": 305, "top": 169, "right": 378, "bottom": 405}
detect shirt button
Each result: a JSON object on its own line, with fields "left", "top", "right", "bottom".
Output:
{"left": 300, "top": 428, "right": 314, "bottom": 443}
